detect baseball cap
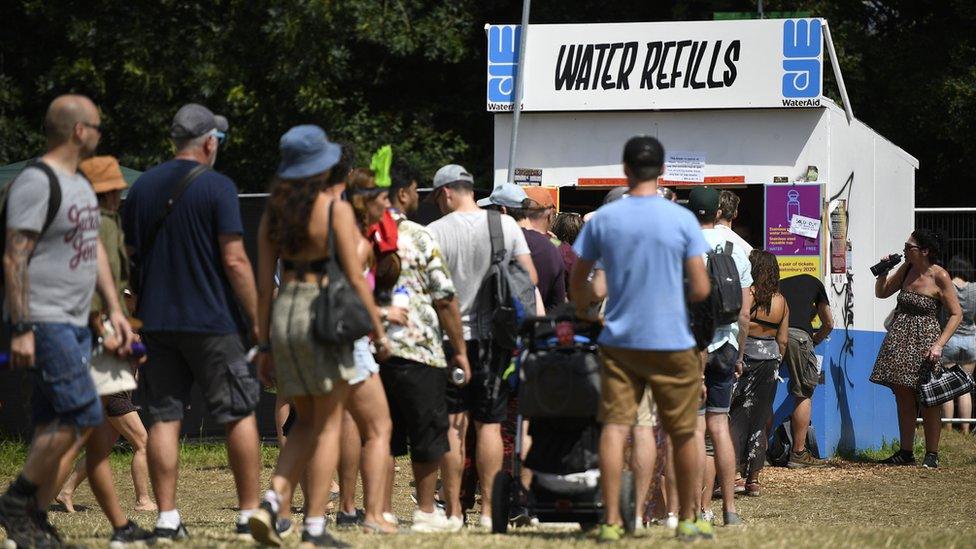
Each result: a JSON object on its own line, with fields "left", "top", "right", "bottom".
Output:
{"left": 79, "top": 156, "right": 127, "bottom": 194}
{"left": 171, "top": 103, "right": 229, "bottom": 140}
{"left": 477, "top": 182, "right": 528, "bottom": 208}
{"left": 623, "top": 135, "right": 665, "bottom": 168}
{"left": 603, "top": 186, "right": 629, "bottom": 205}
{"left": 523, "top": 187, "right": 555, "bottom": 209}
{"left": 277, "top": 125, "right": 342, "bottom": 180}
{"left": 432, "top": 164, "right": 474, "bottom": 191}
{"left": 687, "top": 186, "right": 720, "bottom": 217}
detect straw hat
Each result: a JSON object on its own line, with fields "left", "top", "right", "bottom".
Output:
{"left": 79, "top": 156, "right": 127, "bottom": 194}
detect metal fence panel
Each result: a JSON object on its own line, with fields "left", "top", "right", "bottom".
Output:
{"left": 915, "top": 208, "right": 976, "bottom": 265}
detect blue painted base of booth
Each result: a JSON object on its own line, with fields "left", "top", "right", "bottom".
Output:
{"left": 772, "top": 329, "right": 897, "bottom": 456}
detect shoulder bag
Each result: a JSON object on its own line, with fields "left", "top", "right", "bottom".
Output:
{"left": 918, "top": 361, "right": 975, "bottom": 408}
{"left": 311, "top": 200, "right": 373, "bottom": 345}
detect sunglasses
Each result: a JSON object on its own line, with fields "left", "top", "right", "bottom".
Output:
{"left": 211, "top": 129, "right": 226, "bottom": 145}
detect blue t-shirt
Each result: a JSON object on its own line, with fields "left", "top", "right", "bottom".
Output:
{"left": 574, "top": 195, "right": 710, "bottom": 351}
{"left": 122, "top": 159, "right": 245, "bottom": 334}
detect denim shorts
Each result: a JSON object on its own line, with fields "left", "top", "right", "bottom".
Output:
{"left": 31, "top": 323, "right": 104, "bottom": 429}
{"left": 944, "top": 334, "right": 976, "bottom": 364}
{"left": 701, "top": 342, "right": 737, "bottom": 414}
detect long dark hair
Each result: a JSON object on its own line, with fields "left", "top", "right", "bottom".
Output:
{"left": 912, "top": 228, "right": 945, "bottom": 266}
{"left": 749, "top": 249, "right": 780, "bottom": 315}
{"left": 948, "top": 255, "right": 974, "bottom": 282}
{"left": 266, "top": 170, "right": 332, "bottom": 257}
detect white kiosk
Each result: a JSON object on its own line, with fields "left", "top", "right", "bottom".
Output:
{"left": 487, "top": 18, "right": 918, "bottom": 455}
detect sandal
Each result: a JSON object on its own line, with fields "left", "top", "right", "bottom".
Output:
{"left": 362, "top": 521, "right": 403, "bottom": 535}
{"left": 745, "top": 481, "right": 760, "bottom": 497}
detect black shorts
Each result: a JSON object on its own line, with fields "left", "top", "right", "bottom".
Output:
{"left": 379, "top": 357, "right": 449, "bottom": 463}
{"left": 103, "top": 392, "right": 139, "bottom": 417}
{"left": 139, "top": 332, "right": 260, "bottom": 425}
{"left": 444, "top": 339, "right": 511, "bottom": 424}
{"left": 701, "top": 343, "right": 737, "bottom": 415}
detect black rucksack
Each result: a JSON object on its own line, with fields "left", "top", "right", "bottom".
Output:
{"left": 476, "top": 209, "right": 537, "bottom": 349}
{"left": 0, "top": 160, "right": 63, "bottom": 350}
{"left": 768, "top": 419, "right": 821, "bottom": 466}
{"left": 706, "top": 241, "right": 743, "bottom": 326}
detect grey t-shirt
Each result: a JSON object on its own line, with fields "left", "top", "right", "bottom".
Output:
{"left": 427, "top": 210, "right": 530, "bottom": 339}
{"left": 5, "top": 165, "right": 100, "bottom": 327}
{"left": 953, "top": 282, "right": 976, "bottom": 338}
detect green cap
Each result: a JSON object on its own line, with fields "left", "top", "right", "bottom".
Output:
{"left": 687, "top": 186, "right": 720, "bottom": 217}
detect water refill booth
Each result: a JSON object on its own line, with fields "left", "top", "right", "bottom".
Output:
{"left": 487, "top": 18, "right": 918, "bottom": 455}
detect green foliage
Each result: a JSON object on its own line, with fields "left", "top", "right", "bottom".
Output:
{"left": 0, "top": 1, "right": 973, "bottom": 201}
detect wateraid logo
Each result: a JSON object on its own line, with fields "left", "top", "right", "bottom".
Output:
{"left": 782, "top": 19, "right": 822, "bottom": 99}
{"left": 487, "top": 25, "right": 520, "bottom": 108}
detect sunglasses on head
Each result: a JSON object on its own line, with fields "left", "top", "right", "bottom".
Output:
{"left": 211, "top": 129, "right": 226, "bottom": 145}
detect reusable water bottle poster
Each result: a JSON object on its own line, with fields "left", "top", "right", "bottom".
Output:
{"left": 765, "top": 184, "right": 821, "bottom": 256}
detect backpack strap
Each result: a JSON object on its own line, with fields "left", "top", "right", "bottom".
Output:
{"left": 25, "top": 160, "right": 62, "bottom": 235}
{"left": 141, "top": 163, "right": 210, "bottom": 263}
{"left": 724, "top": 241, "right": 733, "bottom": 255}
{"left": 487, "top": 209, "right": 507, "bottom": 265}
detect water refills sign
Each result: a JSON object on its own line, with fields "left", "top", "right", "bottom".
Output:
{"left": 486, "top": 18, "right": 823, "bottom": 112}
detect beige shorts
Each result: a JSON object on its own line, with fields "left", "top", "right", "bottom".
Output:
{"left": 635, "top": 386, "right": 658, "bottom": 428}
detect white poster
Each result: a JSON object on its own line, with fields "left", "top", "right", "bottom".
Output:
{"left": 663, "top": 151, "right": 706, "bottom": 183}
{"left": 487, "top": 18, "right": 824, "bottom": 112}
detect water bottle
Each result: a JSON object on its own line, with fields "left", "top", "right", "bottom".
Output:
{"left": 389, "top": 286, "right": 410, "bottom": 337}
{"left": 870, "top": 254, "right": 902, "bottom": 277}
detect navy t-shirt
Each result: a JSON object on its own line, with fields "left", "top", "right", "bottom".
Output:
{"left": 122, "top": 159, "right": 245, "bottom": 334}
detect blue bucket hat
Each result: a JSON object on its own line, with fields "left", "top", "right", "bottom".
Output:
{"left": 477, "top": 182, "right": 528, "bottom": 208}
{"left": 277, "top": 125, "right": 342, "bottom": 179}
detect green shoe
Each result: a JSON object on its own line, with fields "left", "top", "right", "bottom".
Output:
{"left": 675, "top": 519, "right": 700, "bottom": 542}
{"left": 598, "top": 523, "right": 625, "bottom": 543}
{"left": 695, "top": 517, "right": 715, "bottom": 539}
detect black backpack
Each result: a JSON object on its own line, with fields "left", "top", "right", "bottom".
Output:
{"left": 767, "top": 419, "right": 821, "bottom": 466}
{"left": 0, "top": 160, "right": 63, "bottom": 350}
{"left": 475, "top": 209, "right": 537, "bottom": 349}
{"left": 706, "top": 241, "right": 743, "bottom": 326}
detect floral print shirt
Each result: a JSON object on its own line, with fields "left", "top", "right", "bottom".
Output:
{"left": 384, "top": 210, "right": 456, "bottom": 368}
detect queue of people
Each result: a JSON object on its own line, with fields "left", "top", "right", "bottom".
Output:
{"left": 0, "top": 95, "right": 970, "bottom": 548}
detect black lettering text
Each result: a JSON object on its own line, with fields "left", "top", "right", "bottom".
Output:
{"left": 617, "top": 41, "right": 639, "bottom": 90}
{"left": 671, "top": 40, "right": 692, "bottom": 88}
{"left": 723, "top": 40, "right": 740, "bottom": 87}
{"left": 707, "top": 40, "right": 723, "bottom": 88}
{"left": 601, "top": 42, "right": 623, "bottom": 89}
{"left": 657, "top": 41, "right": 676, "bottom": 89}
{"left": 575, "top": 44, "right": 594, "bottom": 89}
{"left": 640, "top": 41, "right": 662, "bottom": 89}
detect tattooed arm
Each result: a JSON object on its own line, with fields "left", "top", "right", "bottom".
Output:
{"left": 3, "top": 229, "right": 38, "bottom": 368}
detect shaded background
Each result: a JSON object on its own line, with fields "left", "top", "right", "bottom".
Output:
{"left": 1, "top": 1, "right": 974, "bottom": 205}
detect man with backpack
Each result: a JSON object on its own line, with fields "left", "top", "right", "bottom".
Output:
{"left": 426, "top": 165, "right": 537, "bottom": 530}
{"left": 0, "top": 94, "right": 136, "bottom": 547}
{"left": 570, "top": 136, "right": 712, "bottom": 542}
{"left": 689, "top": 186, "right": 753, "bottom": 527}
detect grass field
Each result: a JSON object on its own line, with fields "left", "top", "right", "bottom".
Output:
{"left": 2, "top": 429, "right": 975, "bottom": 548}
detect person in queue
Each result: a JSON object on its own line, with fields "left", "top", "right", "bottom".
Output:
{"left": 550, "top": 212, "right": 583, "bottom": 298}
{"left": 729, "top": 250, "right": 789, "bottom": 496}
{"left": 870, "top": 230, "right": 961, "bottom": 469}
{"left": 570, "top": 136, "right": 712, "bottom": 542}
{"left": 249, "top": 125, "right": 389, "bottom": 547}
{"left": 940, "top": 256, "right": 976, "bottom": 433}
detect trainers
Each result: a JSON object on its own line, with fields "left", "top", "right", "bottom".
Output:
{"left": 0, "top": 492, "right": 44, "bottom": 549}
{"left": 701, "top": 509, "right": 715, "bottom": 525}
{"left": 382, "top": 512, "right": 399, "bottom": 525}
{"left": 922, "top": 452, "right": 939, "bottom": 469}
{"left": 148, "top": 522, "right": 189, "bottom": 545}
{"left": 335, "top": 509, "right": 364, "bottom": 528}
{"left": 878, "top": 449, "right": 916, "bottom": 466}
{"left": 723, "top": 511, "right": 744, "bottom": 526}
{"left": 664, "top": 513, "right": 679, "bottom": 530}
{"left": 110, "top": 520, "right": 153, "bottom": 548}
{"left": 237, "top": 517, "right": 295, "bottom": 541}
{"left": 509, "top": 505, "right": 534, "bottom": 527}
{"left": 598, "top": 523, "right": 625, "bottom": 542}
{"left": 787, "top": 448, "right": 828, "bottom": 468}
{"left": 249, "top": 501, "right": 282, "bottom": 547}
{"left": 411, "top": 508, "right": 454, "bottom": 533}
{"left": 31, "top": 509, "right": 68, "bottom": 547}
{"left": 745, "top": 481, "right": 761, "bottom": 497}
{"left": 675, "top": 519, "right": 702, "bottom": 542}
{"left": 445, "top": 516, "right": 464, "bottom": 532}
{"left": 694, "top": 517, "right": 715, "bottom": 539}
{"left": 300, "top": 529, "right": 349, "bottom": 548}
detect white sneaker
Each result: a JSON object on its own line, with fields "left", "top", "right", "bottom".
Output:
{"left": 411, "top": 508, "right": 454, "bottom": 533}
{"left": 479, "top": 516, "right": 492, "bottom": 529}
{"left": 446, "top": 516, "right": 464, "bottom": 532}
{"left": 701, "top": 509, "right": 715, "bottom": 524}
{"left": 383, "top": 512, "right": 399, "bottom": 525}
{"left": 664, "top": 513, "right": 679, "bottom": 530}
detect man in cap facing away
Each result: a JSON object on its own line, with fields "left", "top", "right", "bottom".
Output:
{"left": 121, "top": 103, "right": 262, "bottom": 542}
{"left": 426, "top": 167, "right": 537, "bottom": 530}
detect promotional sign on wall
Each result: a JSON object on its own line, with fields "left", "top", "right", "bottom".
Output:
{"left": 486, "top": 18, "right": 824, "bottom": 112}
{"left": 765, "top": 183, "right": 821, "bottom": 256}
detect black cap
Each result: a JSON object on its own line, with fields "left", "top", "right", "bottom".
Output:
{"left": 687, "top": 186, "right": 720, "bottom": 217}
{"left": 171, "top": 103, "right": 229, "bottom": 140}
{"left": 623, "top": 135, "right": 664, "bottom": 170}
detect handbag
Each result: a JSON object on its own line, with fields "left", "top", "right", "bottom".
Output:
{"left": 311, "top": 201, "right": 373, "bottom": 345}
{"left": 918, "top": 362, "right": 976, "bottom": 408}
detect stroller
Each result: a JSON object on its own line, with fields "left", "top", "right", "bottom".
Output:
{"left": 490, "top": 307, "right": 636, "bottom": 534}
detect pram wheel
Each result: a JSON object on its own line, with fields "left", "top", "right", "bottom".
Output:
{"left": 491, "top": 470, "right": 513, "bottom": 534}
{"left": 620, "top": 470, "right": 637, "bottom": 534}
